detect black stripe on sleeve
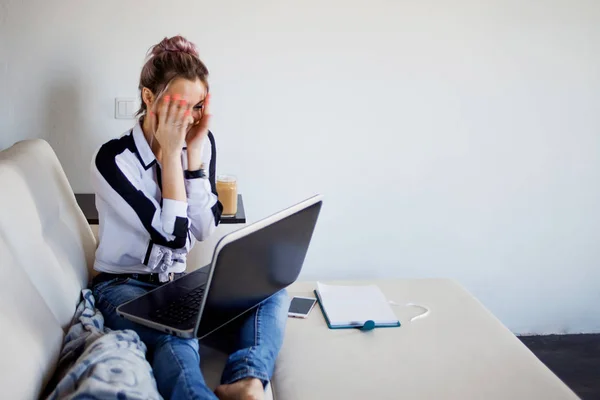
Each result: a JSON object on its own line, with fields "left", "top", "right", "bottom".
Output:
{"left": 95, "top": 134, "right": 187, "bottom": 249}
{"left": 156, "top": 165, "right": 163, "bottom": 192}
{"left": 156, "top": 165, "right": 163, "bottom": 207}
{"left": 143, "top": 240, "right": 153, "bottom": 265}
{"left": 208, "top": 131, "right": 223, "bottom": 226}
{"left": 173, "top": 216, "right": 189, "bottom": 237}
{"left": 212, "top": 200, "right": 224, "bottom": 227}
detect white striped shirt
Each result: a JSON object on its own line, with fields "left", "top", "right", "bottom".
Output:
{"left": 91, "top": 122, "right": 222, "bottom": 280}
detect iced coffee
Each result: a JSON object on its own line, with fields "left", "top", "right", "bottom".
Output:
{"left": 216, "top": 175, "right": 237, "bottom": 216}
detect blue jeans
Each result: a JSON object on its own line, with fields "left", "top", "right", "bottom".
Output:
{"left": 92, "top": 277, "right": 290, "bottom": 400}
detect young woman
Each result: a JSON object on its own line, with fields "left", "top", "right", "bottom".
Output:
{"left": 91, "top": 35, "right": 289, "bottom": 400}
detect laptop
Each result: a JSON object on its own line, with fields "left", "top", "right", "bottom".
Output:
{"left": 117, "top": 195, "right": 323, "bottom": 339}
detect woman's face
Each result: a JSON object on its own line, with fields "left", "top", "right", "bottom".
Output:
{"left": 151, "top": 77, "right": 207, "bottom": 130}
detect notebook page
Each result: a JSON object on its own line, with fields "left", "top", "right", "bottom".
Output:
{"left": 316, "top": 282, "right": 399, "bottom": 327}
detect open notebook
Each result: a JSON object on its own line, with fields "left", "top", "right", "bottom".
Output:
{"left": 315, "top": 282, "right": 400, "bottom": 329}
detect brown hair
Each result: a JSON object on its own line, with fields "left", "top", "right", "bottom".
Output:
{"left": 136, "top": 35, "right": 209, "bottom": 116}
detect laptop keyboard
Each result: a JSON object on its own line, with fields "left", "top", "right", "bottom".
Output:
{"left": 152, "top": 285, "right": 206, "bottom": 325}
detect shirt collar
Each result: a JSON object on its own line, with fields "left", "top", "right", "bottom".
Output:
{"left": 132, "top": 121, "right": 156, "bottom": 169}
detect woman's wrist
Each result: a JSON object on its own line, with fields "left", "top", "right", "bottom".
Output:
{"left": 162, "top": 151, "right": 183, "bottom": 165}
{"left": 187, "top": 145, "right": 203, "bottom": 171}
{"left": 161, "top": 153, "right": 187, "bottom": 201}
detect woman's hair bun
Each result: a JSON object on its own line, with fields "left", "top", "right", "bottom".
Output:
{"left": 137, "top": 35, "right": 208, "bottom": 117}
{"left": 151, "top": 35, "right": 199, "bottom": 58}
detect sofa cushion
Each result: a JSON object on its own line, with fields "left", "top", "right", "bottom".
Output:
{"left": 0, "top": 238, "right": 65, "bottom": 399}
{"left": 0, "top": 139, "right": 96, "bottom": 329}
{"left": 273, "top": 280, "right": 577, "bottom": 400}
{"left": 0, "top": 140, "right": 96, "bottom": 398}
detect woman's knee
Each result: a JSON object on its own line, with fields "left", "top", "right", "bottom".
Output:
{"left": 154, "top": 334, "right": 200, "bottom": 355}
{"left": 272, "top": 289, "right": 291, "bottom": 312}
{"left": 261, "top": 289, "right": 291, "bottom": 324}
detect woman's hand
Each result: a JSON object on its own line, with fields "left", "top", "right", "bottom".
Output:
{"left": 186, "top": 93, "right": 212, "bottom": 151}
{"left": 150, "top": 94, "right": 194, "bottom": 158}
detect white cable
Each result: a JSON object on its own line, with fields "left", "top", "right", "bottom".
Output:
{"left": 389, "top": 301, "right": 431, "bottom": 322}
{"left": 405, "top": 302, "right": 430, "bottom": 322}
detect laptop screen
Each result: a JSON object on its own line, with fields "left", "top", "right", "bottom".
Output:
{"left": 195, "top": 198, "right": 322, "bottom": 338}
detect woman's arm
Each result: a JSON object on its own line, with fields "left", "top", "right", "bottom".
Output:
{"left": 92, "top": 137, "right": 188, "bottom": 249}
{"left": 184, "top": 132, "right": 222, "bottom": 241}
{"left": 154, "top": 95, "right": 189, "bottom": 203}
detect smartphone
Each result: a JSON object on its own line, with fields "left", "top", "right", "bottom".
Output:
{"left": 288, "top": 296, "right": 317, "bottom": 318}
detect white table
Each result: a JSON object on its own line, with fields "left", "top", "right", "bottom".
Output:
{"left": 273, "top": 279, "right": 577, "bottom": 400}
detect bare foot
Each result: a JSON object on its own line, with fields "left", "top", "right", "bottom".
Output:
{"left": 215, "top": 377, "right": 264, "bottom": 400}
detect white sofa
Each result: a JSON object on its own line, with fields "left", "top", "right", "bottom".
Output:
{"left": 0, "top": 139, "right": 578, "bottom": 400}
{"left": 0, "top": 139, "right": 266, "bottom": 399}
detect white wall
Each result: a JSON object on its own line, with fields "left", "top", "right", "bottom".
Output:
{"left": 1, "top": 0, "right": 600, "bottom": 334}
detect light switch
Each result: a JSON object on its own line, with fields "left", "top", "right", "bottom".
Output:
{"left": 115, "top": 97, "right": 137, "bottom": 119}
